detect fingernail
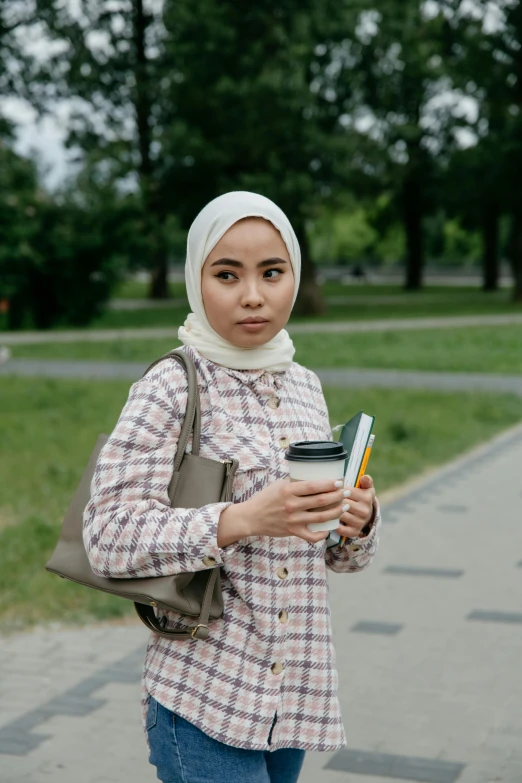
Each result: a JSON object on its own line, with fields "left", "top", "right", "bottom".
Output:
{"left": 343, "top": 490, "right": 351, "bottom": 498}
{"left": 334, "top": 480, "right": 343, "bottom": 488}
{"left": 342, "top": 504, "right": 350, "bottom": 513}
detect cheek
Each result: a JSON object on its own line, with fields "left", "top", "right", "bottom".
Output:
{"left": 275, "top": 275, "right": 296, "bottom": 311}
{"left": 201, "top": 277, "right": 232, "bottom": 332}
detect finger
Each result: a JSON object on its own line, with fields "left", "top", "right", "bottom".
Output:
{"left": 338, "top": 510, "right": 368, "bottom": 534}
{"left": 337, "top": 519, "right": 365, "bottom": 537}
{"left": 295, "top": 489, "right": 345, "bottom": 512}
{"left": 358, "top": 474, "right": 374, "bottom": 489}
{"left": 290, "top": 479, "right": 345, "bottom": 497}
{"left": 336, "top": 521, "right": 363, "bottom": 538}
{"left": 295, "top": 527, "right": 330, "bottom": 544}
{"left": 339, "top": 499, "right": 371, "bottom": 521}
{"left": 297, "top": 505, "right": 345, "bottom": 528}
{"left": 346, "top": 487, "right": 375, "bottom": 506}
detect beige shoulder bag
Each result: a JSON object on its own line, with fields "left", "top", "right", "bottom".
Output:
{"left": 45, "top": 349, "right": 239, "bottom": 641}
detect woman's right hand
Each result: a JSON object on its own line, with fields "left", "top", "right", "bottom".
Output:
{"left": 243, "top": 478, "right": 348, "bottom": 544}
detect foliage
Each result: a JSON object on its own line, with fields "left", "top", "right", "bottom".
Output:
{"left": 0, "top": 142, "right": 128, "bottom": 329}
{"left": 157, "top": 0, "right": 364, "bottom": 313}
{"left": 2, "top": 0, "right": 522, "bottom": 311}
{"left": 33, "top": 0, "right": 172, "bottom": 297}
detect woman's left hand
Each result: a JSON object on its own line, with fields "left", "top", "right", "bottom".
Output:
{"left": 337, "top": 474, "right": 376, "bottom": 539}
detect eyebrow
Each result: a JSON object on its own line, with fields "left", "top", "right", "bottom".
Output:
{"left": 210, "top": 257, "right": 289, "bottom": 269}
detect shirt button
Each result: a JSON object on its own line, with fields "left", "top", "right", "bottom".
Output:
{"left": 276, "top": 567, "right": 289, "bottom": 580}
{"left": 203, "top": 556, "right": 217, "bottom": 567}
{"left": 348, "top": 544, "right": 361, "bottom": 553}
{"left": 278, "top": 610, "right": 289, "bottom": 624}
{"left": 271, "top": 662, "right": 284, "bottom": 675}
{"left": 268, "top": 396, "right": 280, "bottom": 409}
{"left": 279, "top": 437, "right": 290, "bottom": 449}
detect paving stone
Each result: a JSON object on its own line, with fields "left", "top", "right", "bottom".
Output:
{"left": 3, "top": 358, "right": 522, "bottom": 397}
{"left": 351, "top": 621, "right": 403, "bottom": 636}
{"left": 467, "top": 610, "right": 522, "bottom": 625}
{"left": 325, "top": 749, "right": 465, "bottom": 782}
{"left": 383, "top": 566, "right": 465, "bottom": 578}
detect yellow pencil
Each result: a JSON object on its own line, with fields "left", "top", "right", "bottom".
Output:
{"left": 341, "top": 435, "right": 375, "bottom": 546}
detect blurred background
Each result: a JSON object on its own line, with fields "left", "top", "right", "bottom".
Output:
{"left": 1, "top": 4, "right": 522, "bottom": 781}
{"left": 1, "top": 0, "right": 522, "bottom": 628}
{"left": 0, "top": 0, "right": 522, "bottom": 623}
{"left": 1, "top": 0, "right": 522, "bottom": 331}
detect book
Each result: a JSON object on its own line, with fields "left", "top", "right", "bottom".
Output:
{"left": 340, "top": 410, "right": 375, "bottom": 488}
{"left": 326, "top": 411, "right": 375, "bottom": 548}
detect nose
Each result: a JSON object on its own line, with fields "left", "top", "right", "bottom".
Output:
{"left": 240, "top": 279, "right": 265, "bottom": 308}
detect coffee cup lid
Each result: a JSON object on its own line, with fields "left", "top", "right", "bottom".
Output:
{"left": 285, "top": 440, "right": 348, "bottom": 462}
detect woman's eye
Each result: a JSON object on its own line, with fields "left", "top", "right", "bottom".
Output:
{"left": 216, "top": 272, "right": 237, "bottom": 281}
{"left": 264, "top": 268, "right": 283, "bottom": 279}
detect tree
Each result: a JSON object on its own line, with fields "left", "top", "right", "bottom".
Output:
{"left": 472, "top": 0, "right": 522, "bottom": 302}
{"left": 443, "top": 0, "right": 522, "bottom": 300}
{"left": 0, "top": 140, "right": 129, "bottom": 329}
{"left": 33, "top": 0, "right": 171, "bottom": 298}
{"left": 159, "top": 0, "right": 357, "bottom": 314}
{"left": 319, "top": 0, "right": 464, "bottom": 289}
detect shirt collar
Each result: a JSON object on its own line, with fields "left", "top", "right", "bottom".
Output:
{"left": 187, "top": 346, "right": 287, "bottom": 387}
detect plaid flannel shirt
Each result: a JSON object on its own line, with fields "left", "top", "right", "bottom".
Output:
{"left": 83, "top": 346, "right": 380, "bottom": 752}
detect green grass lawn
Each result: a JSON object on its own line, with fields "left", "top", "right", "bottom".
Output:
{"left": 1, "top": 376, "right": 521, "bottom": 631}
{"left": 11, "top": 325, "right": 522, "bottom": 374}
{"left": 114, "top": 279, "right": 187, "bottom": 299}
{"left": 88, "top": 293, "right": 519, "bottom": 330}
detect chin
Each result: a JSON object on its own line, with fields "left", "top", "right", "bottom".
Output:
{"left": 232, "top": 330, "right": 278, "bottom": 348}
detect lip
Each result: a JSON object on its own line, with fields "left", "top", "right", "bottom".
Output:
{"left": 237, "top": 318, "right": 269, "bottom": 324}
{"left": 237, "top": 318, "right": 270, "bottom": 333}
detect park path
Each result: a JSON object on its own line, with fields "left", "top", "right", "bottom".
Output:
{"left": 1, "top": 312, "right": 522, "bottom": 346}
{"left": 2, "top": 358, "right": 522, "bottom": 395}
{"left": 1, "top": 421, "right": 522, "bottom": 783}
{"left": 108, "top": 292, "right": 507, "bottom": 310}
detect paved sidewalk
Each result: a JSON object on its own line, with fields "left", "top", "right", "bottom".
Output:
{"left": 1, "top": 313, "right": 522, "bottom": 345}
{"left": 2, "top": 357, "right": 522, "bottom": 396}
{"left": 2, "top": 422, "right": 522, "bottom": 782}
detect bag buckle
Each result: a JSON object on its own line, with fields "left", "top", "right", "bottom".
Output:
{"left": 191, "top": 623, "right": 209, "bottom": 639}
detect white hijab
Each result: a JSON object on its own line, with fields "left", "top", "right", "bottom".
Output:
{"left": 178, "top": 191, "right": 301, "bottom": 372}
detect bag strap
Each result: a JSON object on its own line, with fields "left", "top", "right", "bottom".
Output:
{"left": 136, "top": 348, "right": 218, "bottom": 642}
{"left": 142, "top": 348, "right": 201, "bottom": 461}
{"left": 134, "top": 567, "right": 218, "bottom": 641}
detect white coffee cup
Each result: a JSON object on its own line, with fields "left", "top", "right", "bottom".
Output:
{"left": 285, "top": 441, "right": 348, "bottom": 532}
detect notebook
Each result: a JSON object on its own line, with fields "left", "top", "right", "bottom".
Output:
{"left": 326, "top": 410, "right": 375, "bottom": 548}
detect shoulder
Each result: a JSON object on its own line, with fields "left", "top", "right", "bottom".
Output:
{"left": 137, "top": 346, "right": 211, "bottom": 395}
{"left": 286, "top": 361, "right": 324, "bottom": 397}
{"left": 129, "top": 348, "right": 214, "bottom": 423}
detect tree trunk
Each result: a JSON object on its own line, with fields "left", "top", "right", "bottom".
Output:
{"left": 510, "top": 209, "right": 522, "bottom": 303}
{"left": 292, "top": 221, "right": 325, "bottom": 316}
{"left": 482, "top": 201, "right": 499, "bottom": 292}
{"left": 402, "top": 173, "right": 424, "bottom": 291}
{"left": 133, "top": 0, "right": 169, "bottom": 299}
{"left": 149, "top": 244, "right": 170, "bottom": 299}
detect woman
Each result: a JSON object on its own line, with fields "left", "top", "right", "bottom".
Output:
{"left": 83, "top": 192, "right": 380, "bottom": 783}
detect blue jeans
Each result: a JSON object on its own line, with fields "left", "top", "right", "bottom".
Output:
{"left": 147, "top": 697, "right": 305, "bottom": 783}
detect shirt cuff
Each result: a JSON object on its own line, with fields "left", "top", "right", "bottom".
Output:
{"left": 194, "top": 502, "right": 238, "bottom": 570}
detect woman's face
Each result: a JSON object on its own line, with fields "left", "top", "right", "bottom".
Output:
{"left": 201, "top": 217, "right": 295, "bottom": 348}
